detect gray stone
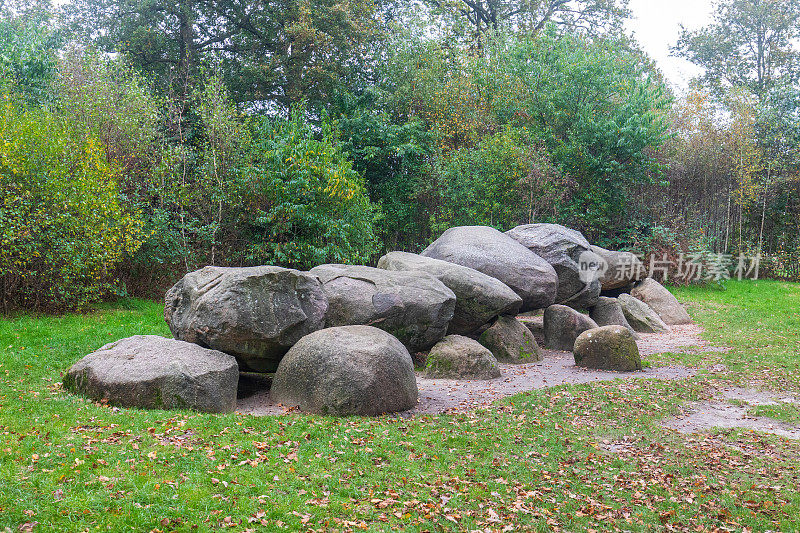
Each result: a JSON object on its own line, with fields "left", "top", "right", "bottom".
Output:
{"left": 573, "top": 326, "right": 642, "bottom": 371}
{"left": 506, "top": 224, "right": 602, "bottom": 308}
{"left": 309, "top": 264, "right": 456, "bottom": 353}
{"left": 164, "top": 266, "right": 327, "bottom": 372}
{"left": 517, "top": 314, "right": 545, "bottom": 345}
{"left": 543, "top": 304, "right": 599, "bottom": 351}
{"left": 631, "top": 278, "right": 693, "bottom": 325}
{"left": 270, "top": 326, "right": 418, "bottom": 416}
{"left": 589, "top": 297, "right": 639, "bottom": 339}
{"left": 64, "top": 336, "right": 239, "bottom": 413}
{"left": 589, "top": 245, "right": 645, "bottom": 291}
{"left": 618, "top": 294, "right": 669, "bottom": 333}
{"left": 421, "top": 226, "right": 558, "bottom": 311}
{"left": 423, "top": 335, "right": 501, "bottom": 380}
{"left": 377, "top": 251, "right": 522, "bottom": 335}
{"left": 479, "top": 316, "right": 543, "bottom": 363}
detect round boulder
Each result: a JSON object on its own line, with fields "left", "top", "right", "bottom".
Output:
{"left": 422, "top": 335, "right": 501, "bottom": 380}
{"left": 164, "top": 266, "right": 328, "bottom": 372}
{"left": 506, "top": 223, "right": 602, "bottom": 309}
{"left": 589, "top": 297, "right": 638, "bottom": 338}
{"left": 270, "top": 326, "right": 418, "bottom": 416}
{"left": 618, "top": 294, "right": 668, "bottom": 333}
{"left": 479, "top": 316, "right": 543, "bottom": 363}
{"left": 573, "top": 326, "right": 642, "bottom": 371}
{"left": 309, "top": 264, "right": 456, "bottom": 353}
{"left": 421, "top": 226, "right": 558, "bottom": 311}
{"left": 63, "top": 336, "right": 239, "bottom": 413}
{"left": 377, "top": 251, "right": 522, "bottom": 335}
{"left": 631, "top": 278, "right": 693, "bottom": 325}
{"left": 543, "top": 304, "right": 599, "bottom": 351}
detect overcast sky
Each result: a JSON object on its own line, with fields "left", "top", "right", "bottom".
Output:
{"left": 626, "top": 0, "right": 716, "bottom": 93}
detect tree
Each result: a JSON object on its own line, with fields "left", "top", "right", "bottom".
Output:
{"left": 64, "top": 0, "right": 391, "bottom": 111}
{"left": 424, "top": 0, "right": 630, "bottom": 39}
{"left": 675, "top": 0, "right": 800, "bottom": 102}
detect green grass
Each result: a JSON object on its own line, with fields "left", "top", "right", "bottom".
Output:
{"left": 1, "top": 281, "right": 799, "bottom": 531}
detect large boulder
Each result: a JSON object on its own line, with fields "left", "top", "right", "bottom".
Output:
{"left": 164, "top": 266, "right": 327, "bottom": 372}
{"left": 270, "top": 326, "right": 418, "bottom": 416}
{"left": 589, "top": 297, "right": 638, "bottom": 338}
{"left": 506, "top": 224, "right": 602, "bottom": 308}
{"left": 64, "top": 336, "right": 239, "bottom": 413}
{"left": 573, "top": 326, "right": 642, "bottom": 371}
{"left": 377, "top": 251, "right": 522, "bottom": 335}
{"left": 589, "top": 245, "right": 645, "bottom": 291}
{"left": 618, "top": 294, "right": 668, "bottom": 333}
{"left": 543, "top": 304, "right": 599, "bottom": 351}
{"left": 423, "top": 335, "right": 501, "bottom": 380}
{"left": 309, "top": 264, "right": 455, "bottom": 353}
{"left": 479, "top": 316, "right": 543, "bottom": 363}
{"left": 421, "top": 226, "right": 557, "bottom": 311}
{"left": 631, "top": 278, "right": 693, "bottom": 325}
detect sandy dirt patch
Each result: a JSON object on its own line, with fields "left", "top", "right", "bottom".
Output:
{"left": 237, "top": 323, "right": 718, "bottom": 417}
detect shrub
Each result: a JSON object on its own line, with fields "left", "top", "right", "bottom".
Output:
{"left": 0, "top": 97, "right": 144, "bottom": 311}
{"left": 235, "top": 112, "right": 380, "bottom": 269}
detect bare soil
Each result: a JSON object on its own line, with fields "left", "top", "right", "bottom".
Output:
{"left": 237, "top": 324, "right": 713, "bottom": 417}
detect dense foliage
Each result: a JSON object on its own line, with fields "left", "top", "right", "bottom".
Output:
{"left": 1, "top": 0, "right": 798, "bottom": 310}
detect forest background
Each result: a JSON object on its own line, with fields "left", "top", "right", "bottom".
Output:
{"left": 1, "top": 0, "right": 798, "bottom": 311}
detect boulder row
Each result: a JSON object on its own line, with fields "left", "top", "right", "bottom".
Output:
{"left": 421, "top": 226, "right": 558, "bottom": 311}
{"left": 164, "top": 266, "right": 327, "bottom": 372}
{"left": 573, "top": 326, "right": 642, "bottom": 371}
{"left": 377, "top": 251, "right": 522, "bottom": 335}
{"left": 422, "top": 335, "right": 501, "bottom": 380}
{"left": 270, "top": 326, "right": 418, "bottom": 416}
{"left": 309, "top": 264, "right": 456, "bottom": 353}
{"left": 64, "top": 336, "right": 239, "bottom": 413}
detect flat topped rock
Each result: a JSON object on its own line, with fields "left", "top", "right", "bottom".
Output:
{"left": 64, "top": 335, "right": 239, "bottom": 413}
{"left": 164, "top": 265, "right": 328, "bottom": 372}
{"left": 421, "top": 226, "right": 557, "bottom": 311}
{"left": 309, "top": 264, "right": 456, "bottom": 353}
{"left": 270, "top": 326, "right": 418, "bottom": 416}
{"left": 377, "top": 251, "right": 522, "bottom": 335}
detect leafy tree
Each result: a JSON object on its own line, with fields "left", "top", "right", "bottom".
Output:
{"left": 0, "top": 97, "right": 145, "bottom": 311}
{"left": 675, "top": 0, "right": 800, "bottom": 102}
{"left": 65, "top": 0, "right": 391, "bottom": 111}
{"left": 237, "top": 112, "right": 380, "bottom": 268}
{"left": 0, "top": 0, "right": 60, "bottom": 104}
{"left": 423, "top": 0, "right": 630, "bottom": 39}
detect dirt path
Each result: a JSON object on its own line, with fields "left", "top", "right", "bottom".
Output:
{"left": 237, "top": 325, "right": 712, "bottom": 417}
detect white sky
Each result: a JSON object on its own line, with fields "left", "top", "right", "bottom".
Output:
{"left": 626, "top": 0, "right": 716, "bottom": 93}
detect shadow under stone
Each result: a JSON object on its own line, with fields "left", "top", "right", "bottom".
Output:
{"left": 237, "top": 372, "right": 272, "bottom": 400}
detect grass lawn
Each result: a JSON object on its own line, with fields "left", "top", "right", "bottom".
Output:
{"left": 1, "top": 280, "right": 799, "bottom": 531}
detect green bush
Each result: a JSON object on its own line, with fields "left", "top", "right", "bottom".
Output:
{"left": 235, "top": 112, "right": 380, "bottom": 269}
{"left": 0, "top": 97, "right": 145, "bottom": 311}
